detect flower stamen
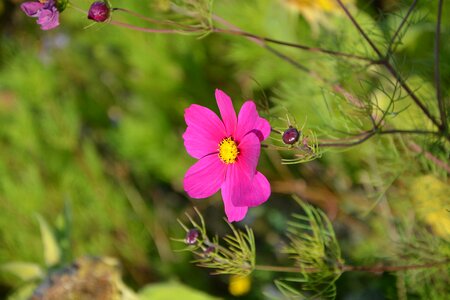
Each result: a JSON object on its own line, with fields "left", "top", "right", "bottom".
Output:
{"left": 218, "top": 137, "right": 239, "bottom": 164}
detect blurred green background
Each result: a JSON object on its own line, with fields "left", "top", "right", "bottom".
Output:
{"left": 0, "top": 0, "right": 449, "bottom": 299}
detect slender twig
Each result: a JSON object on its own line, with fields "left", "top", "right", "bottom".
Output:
{"left": 335, "top": 0, "right": 383, "bottom": 58}
{"left": 319, "top": 131, "right": 376, "bottom": 148}
{"left": 318, "top": 129, "right": 439, "bottom": 148}
{"left": 271, "top": 128, "right": 283, "bottom": 134}
{"left": 383, "top": 62, "right": 443, "bottom": 131}
{"left": 113, "top": 7, "right": 375, "bottom": 62}
{"left": 341, "top": 260, "right": 449, "bottom": 273}
{"left": 211, "top": 15, "right": 314, "bottom": 74}
{"left": 378, "top": 129, "right": 440, "bottom": 135}
{"left": 255, "top": 259, "right": 449, "bottom": 274}
{"left": 264, "top": 45, "right": 311, "bottom": 73}
{"left": 113, "top": 7, "right": 199, "bottom": 30}
{"left": 386, "top": 0, "right": 418, "bottom": 55}
{"left": 434, "top": 0, "right": 447, "bottom": 133}
{"left": 212, "top": 28, "right": 376, "bottom": 62}
{"left": 255, "top": 265, "right": 318, "bottom": 273}
{"left": 409, "top": 142, "right": 450, "bottom": 174}
{"left": 109, "top": 20, "right": 198, "bottom": 34}
{"left": 335, "top": 1, "right": 444, "bottom": 134}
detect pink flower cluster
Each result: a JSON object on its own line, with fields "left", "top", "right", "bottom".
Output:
{"left": 183, "top": 89, "right": 271, "bottom": 222}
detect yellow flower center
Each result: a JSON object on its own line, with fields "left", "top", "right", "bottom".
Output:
{"left": 218, "top": 137, "right": 239, "bottom": 164}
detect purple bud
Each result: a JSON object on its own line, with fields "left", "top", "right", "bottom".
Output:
{"left": 185, "top": 229, "right": 199, "bottom": 245}
{"left": 282, "top": 127, "right": 300, "bottom": 145}
{"left": 88, "top": 1, "right": 110, "bottom": 22}
{"left": 203, "top": 246, "right": 215, "bottom": 256}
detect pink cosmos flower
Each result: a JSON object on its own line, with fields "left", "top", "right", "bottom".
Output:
{"left": 183, "top": 89, "right": 271, "bottom": 222}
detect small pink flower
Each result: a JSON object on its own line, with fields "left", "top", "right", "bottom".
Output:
{"left": 183, "top": 89, "right": 271, "bottom": 222}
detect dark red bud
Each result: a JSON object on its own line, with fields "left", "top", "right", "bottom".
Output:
{"left": 203, "top": 246, "right": 215, "bottom": 256}
{"left": 185, "top": 229, "right": 199, "bottom": 245}
{"left": 282, "top": 127, "right": 300, "bottom": 145}
{"left": 88, "top": 1, "right": 110, "bottom": 22}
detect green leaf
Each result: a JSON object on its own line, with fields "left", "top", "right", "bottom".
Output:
{"left": 138, "top": 282, "right": 218, "bottom": 300}
{"left": 0, "top": 262, "right": 43, "bottom": 282}
{"left": 36, "top": 215, "right": 61, "bottom": 268}
{"left": 7, "top": 283, "right": 37, "bottom": 300}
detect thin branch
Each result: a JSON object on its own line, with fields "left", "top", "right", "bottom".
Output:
{"left": 255, "top": 259, "right": 449, "bottom": 274}
{"left": 335, "top": 0, "right": 445, "bottom": 136}
{"left": 255, "top": 265, "right": 320, "bottom": 273}
{"left": 264, "top": 45, "right": 311, "bottom": 73}
{"left": 335, "top": 0, "right": 383, "bottom": 58}
{"left": 109, "top": 20, "right": 199, "bottom": 34}
{"left": 382, "top": 62, "right": 443, "bottom": 132}
{"left": 386, "top": 0, "right": 418, "bottom": 55}
{"left": 113, "top": 7, "right": 200, "bottom": 30}
{"left": 341, "top": 260, "right": 449, "bottom": 273}
{"left": 318, "top": 129, "right": 440, "bottom": 148}
{"left": 211, "top": 15, "right": 314, "bottom": 75}
{"left": 319, "top": 131, "right": 376, "bottom": 148}
{"left": 409, "top": 142, "right": 450, "bottom": 174}
{"left": 378, "top": 129, "right": 440, "bottom": 135}
{"left": 434, "top": 0, "right": 447, "bottom": 132}
{"left": 212, "top": 28, "right": 376, "bottom": 62}
{"left": 113, "top": 7, "right": 376, "bottom": 62}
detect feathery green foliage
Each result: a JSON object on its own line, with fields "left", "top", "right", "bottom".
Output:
{"left": 176, "top": 208, "right": 256, "bottom": 276}
{"left": 277, "top": 197, "right": 342, "bottom": 299}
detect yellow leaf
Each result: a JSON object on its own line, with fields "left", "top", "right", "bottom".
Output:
{"left": 37, "top": 215, "right": 61, "bottom": 267}
{"left": 410, "top": 175, "right": 450, "bottom": 238}
{"left": 0, "top": 262, "right": 43, "bottom": 281}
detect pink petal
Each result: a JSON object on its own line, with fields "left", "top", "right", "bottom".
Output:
{"left": 183, "top": 104, "right": 226, "bottom": 159}
{"left": 224, "top": 163, "right": 270, "bottom": 208}
{"left": 235, "top": 101, "right": 259, "bottom": 142}
{"left": 237, "top": 132, "right": 261, "bottom": 177}
{"left": 215, "top": 89, "right": 237, "bottom": 136}
{"left": 184, "top": 154, "right": 227, "bottom": 199}
{"left": 21, "top": 2, "right": 44, "bottom": 17}
{"left": 221, "top": 181, "right": 248, "bottom": 222}
{"left": 254, "top": 117, "right": 271, "bottom": 141}
{"left": 37, "top": 8, "right": 59, "bottom": 30}
{"left": 245, "top": 171, "right": 271, "bottom": 207}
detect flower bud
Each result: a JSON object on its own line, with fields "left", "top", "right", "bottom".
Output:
{"left": 282, "top": 127, "right": 300, "bottom": 145}
{"left": 88, "top": 1, "right": 110, "bottom": 22}
{"left": 203, "top": 246, "right": 215, "bottom": 256}
{"left": 185, "top": 229, "right": 199, "bottom": 245}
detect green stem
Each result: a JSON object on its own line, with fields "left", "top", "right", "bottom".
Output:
{"left": 386, "top": 0, "right": 418, "bottom": 55}
{"left": 434, "top": 0, "right": 447, "bottom": 133}
{"left": 255, "top": 259, "right": 449, "bottom": 274}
